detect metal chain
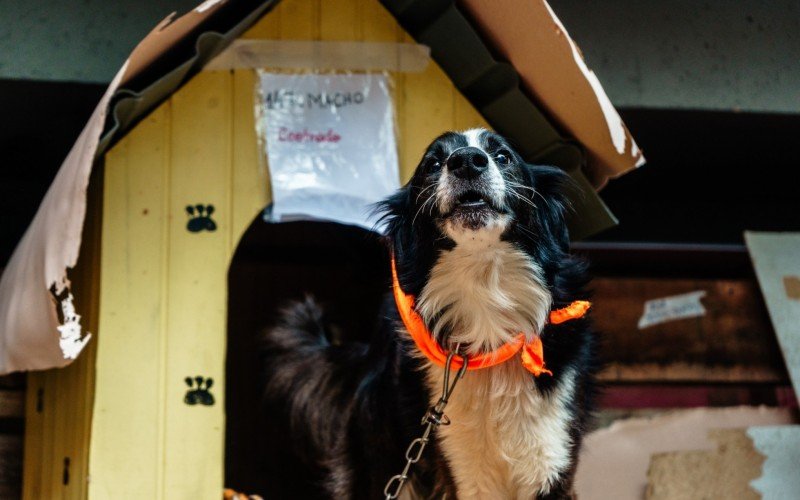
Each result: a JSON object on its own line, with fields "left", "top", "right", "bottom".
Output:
{"left": 383, "top": 347, "right": 469, "bottom": 499}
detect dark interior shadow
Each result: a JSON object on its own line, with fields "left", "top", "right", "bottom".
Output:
{"left": 225, "top": 215, "right": 390, "bottom": 496}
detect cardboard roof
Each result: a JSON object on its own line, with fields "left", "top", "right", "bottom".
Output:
{"left": 0, "top": 0, "right": 643, "bottom": 374}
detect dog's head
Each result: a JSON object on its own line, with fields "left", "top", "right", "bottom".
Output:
{"left": 380, "top": 128, "right": 574, "bottom": 311}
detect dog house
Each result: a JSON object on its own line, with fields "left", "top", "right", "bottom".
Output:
{"left": 0, "top": 0, "right": 643, "bottom": 497}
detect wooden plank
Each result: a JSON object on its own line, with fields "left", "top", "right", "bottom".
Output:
{"left": 360, "top": 0, "right": 399, "bottom": 42}
{"left": 0, "top": 373, "right": 25, "bottom": 389}
{"left": 241, "top": 0, "right": 281, "bottom": 39}
{"left": 21, "top": 371, "right": 43, "bottom": 500}
{"left": 90, "top": 103, "right": 171, "bottom": 499}
{"left": 230, "top": 69, "right": 269, "bottom": 252}
{"left": 593, "top": 276, "right": 787, "bottom": 383}
{"left": 275, "top": 0, "right": 320, "bottom": 40}
{"left": 321, "top": 0, "right": 361, "bottom": 41}
{"left": 598, "top": 384, "right": 797, "bottom": 410}
{"left": 163, "top": 70, "right": 232, "bottom": 499}
{"left": 399, "top": 32, "right": 456, "bottom": 181}
{"left": 454, "top": 90, "right": 489, "bottom": 132}
{"left": 0, "top": 390, "right": 23, "bottom": 418}
{"left": 60, "top": 158, "right": 104, "bottom": 500}
{"left": 0, "top": 435, "right": 22, "bottom": 500}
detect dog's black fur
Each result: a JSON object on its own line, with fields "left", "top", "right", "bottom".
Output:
{"left": 258, "top": 130, "right": 598, "bottom": 499}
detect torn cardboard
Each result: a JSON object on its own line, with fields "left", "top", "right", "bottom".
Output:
{"left": 646, "top": 429, "right": 763, "bottom": 500}
{"left": 0, "top": 0, "right": 241, "bottom": 374}
{"left": 0, "top": 63, "right": 125, "bottom": 372}
{"left": 460, "top": 0, "right": 645, "bottom": 187}
{"left": 746, "top": 232, "right": 800, "bottom": 396}
{"left": 748, "top": 425, "right": 800, "bottom": 499}
{"left": 574, "top": 406, "right": 796, "bottom": 500}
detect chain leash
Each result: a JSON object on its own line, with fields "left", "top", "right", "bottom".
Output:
{"left": 383, "top": 347, "right": 468, "bottom": 499}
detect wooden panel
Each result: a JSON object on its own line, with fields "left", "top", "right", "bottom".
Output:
{"left": 275, "top": 0, "right": 319, "bottom": 40}
{"left": 163, "top": 71, "right": 232, "bottom": 498}
{"left": 0, "top": 390, "right": 23, "bottom": 418}
{"left": 399, "top": 32, "right": 458, "bottom": 180}
{"left": 455, "top": 91, "right": 489, "bottom": 132}
{"left": 230, "top": 69, "right": 269, "bottom": 252}
{"left": 91, "top": 104, "right": 171, "bottom": 498}
{"left": 20, "top": 164, "right": 102, "bottom": 500}
{"left": 0, "top": 436, "right": 22, "bottom": 500}
{"left": 241, "top": 1, "right": 281, "bottom": 39}
{"left": 320, "top": 0, "right": 362, "bottom": 41}
{"left": 21, "top": 372, "right": 43, "bottom": 500}
{"left": 593, "top": 277, "right": 787, "bottom": 382}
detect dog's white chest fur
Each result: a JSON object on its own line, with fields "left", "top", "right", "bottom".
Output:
{"left": 415, "top": 227, "right": 575, "bottom": 498}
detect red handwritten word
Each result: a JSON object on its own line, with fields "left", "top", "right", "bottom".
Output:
{"left": 278, "top": 127, "right": 342, "bottom": 143}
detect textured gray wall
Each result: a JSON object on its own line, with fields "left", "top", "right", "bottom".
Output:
{"left": 0, "top": 0, "right": 798, "bottom": 113}
{"left": 0, "top": 0, "right": 198, "bottom": 82}
{"left": 549, "top": 0, "right": 800, "bottom": 113}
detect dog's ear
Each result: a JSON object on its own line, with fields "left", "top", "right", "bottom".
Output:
{"left": 523, "top": 164, "right": 572, "bottom": 249}
{"left": 374, "top": 187, "right": 412, "bottom": 254}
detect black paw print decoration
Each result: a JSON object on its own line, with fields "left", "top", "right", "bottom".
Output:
{"left": 184, "top": 376, "right": 215, "bottom": 406}
{"left": 186, "top": 204, "right": 217, "bottom": 233}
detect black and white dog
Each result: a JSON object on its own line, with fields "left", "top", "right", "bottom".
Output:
{"left": 259, "top": 129, "right": 598, "bottom": 499}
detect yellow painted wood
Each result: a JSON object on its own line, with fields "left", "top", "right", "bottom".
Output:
{"left": 230, "top": 69, "right": 269, "bottom": 251}
{"left": 23, "top": 168, "right": 102, "bottom": 500}
{"left": 275, "top": 0, "right": 319, "bottom": 40}
{"left": 22, "top": 371, "right": 44, "bottom": 500}
{"left": 455, "top": 91, "right": 490, "bottom": 132}
{"left": 241, "top": 1, "right": 281, "bottom": 39}
{"left": 162, "top": 71, "right": 232, "bottom": 498}
{"left": 399, "top": 31, "right": 457, "bottom": 180}
{"left": 92, "top": 104, "right": 171, "bottom": 499}
{"left": 321, "top": 0, "right": 362, "bottom": 41}
{"left": 88, "top": 1, "right": 489, "bottom": 498}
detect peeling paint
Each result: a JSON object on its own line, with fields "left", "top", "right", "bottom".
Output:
{"left": 782, "top": 275, "right": 800, "bottom": 301}
{"left": 196, "top": 0, "right": 226, "bottom": 13}
{"left": 631, "top": 139, "right": 646, "bottom": 167}
{"left": 56, "top": 293, "right": 92, "bottom": 360}
{"left": 747, "top": 426, "right": 800, "bottom": 499}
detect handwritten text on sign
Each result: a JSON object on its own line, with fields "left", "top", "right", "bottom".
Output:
{"left": 257, "top": 72, "right": 399, "bottom": 231}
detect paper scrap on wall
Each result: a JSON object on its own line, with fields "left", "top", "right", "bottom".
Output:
{"left": 638, "top": 290, "right": 707, "bottom": 329}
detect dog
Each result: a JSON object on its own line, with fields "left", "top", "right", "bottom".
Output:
{"left": 258, "top": 129, "right": 598, "bottom": 499}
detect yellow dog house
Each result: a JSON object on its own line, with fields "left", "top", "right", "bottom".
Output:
{"left": 0, "top": 0, "right": 643, "bottom": 497}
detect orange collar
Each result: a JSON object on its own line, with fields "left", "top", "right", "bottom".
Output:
{"left": 391, "top": 257, "right": 590, "bottom": 377}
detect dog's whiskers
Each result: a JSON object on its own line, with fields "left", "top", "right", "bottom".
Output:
{"left": 508, "top": 187, "right": 537, "bottom": 210}
{"left": 415, "top": 183, "right": 436, "bottom": 203}
{"left": 412, "top": 193, "right": 436, "bottom": 226}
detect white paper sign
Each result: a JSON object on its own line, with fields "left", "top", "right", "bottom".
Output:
{"left": 638, "top": 290, "right": 707, "bottom": 329}
{"left": 257, "top": 72, "right": 400, "bottom": 231}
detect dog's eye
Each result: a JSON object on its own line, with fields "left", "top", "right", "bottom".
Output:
{"left": 426, "top": 159, "right": 442, "bottom": 172}
{"left": 495, "top": 150, "right": 512, "bottom": 165}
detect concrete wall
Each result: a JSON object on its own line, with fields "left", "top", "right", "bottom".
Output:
{"left": 0, "top": 0, "right": 198, "bottom": 82}
{"left": 550, "top": 0, "right": 800, "bottom": 113}
{"left": 0, "top": 0, "right": 798, "bottom": 113}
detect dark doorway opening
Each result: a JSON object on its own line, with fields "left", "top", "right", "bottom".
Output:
{"left": 225, "top": 216, "right": 389, "bottom": 495}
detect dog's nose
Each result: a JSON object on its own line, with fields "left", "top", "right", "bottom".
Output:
{"left": 447, "top": 147, "right": 489, "bottom": 180}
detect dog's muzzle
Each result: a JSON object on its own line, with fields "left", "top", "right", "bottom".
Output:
{"left": 439, "top": 148, "right": 504, "bottom": 229}
{"left": 448, "top": 147, "right": 489, "bottom": 181}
